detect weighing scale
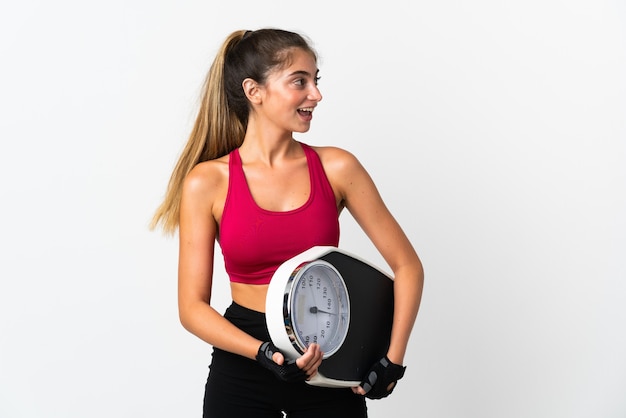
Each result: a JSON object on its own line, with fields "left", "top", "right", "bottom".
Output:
{"left": 265, "top": 246, "right": 394, "bottom": 388}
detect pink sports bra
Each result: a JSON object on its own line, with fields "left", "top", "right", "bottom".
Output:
{"left": 219, "top": 142, "right": 340, "bottom": 285}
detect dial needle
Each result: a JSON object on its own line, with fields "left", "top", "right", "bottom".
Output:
{"left": 309, "top": 306, "right": 336, "bottom": 315}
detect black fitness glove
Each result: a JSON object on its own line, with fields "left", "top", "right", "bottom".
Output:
{"left": 360, "top": 356, "right": 407, "bottom": 400}
{"left": 256, "top": 341, "right": 308, "bottom": 383}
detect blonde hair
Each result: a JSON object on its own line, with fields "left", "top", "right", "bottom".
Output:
{"left": 150, "top": 29, "right": 317, "bottom": 235}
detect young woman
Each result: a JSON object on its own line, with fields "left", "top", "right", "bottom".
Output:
{"left": 151, "top": 28, "right": 424, "bottom": 418}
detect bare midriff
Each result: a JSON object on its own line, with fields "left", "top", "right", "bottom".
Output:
{"left": 230, "top": 282, "right": 270, "bottom": 313}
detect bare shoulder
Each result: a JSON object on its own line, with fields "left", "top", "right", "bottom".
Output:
{"left": 309, "top": 145, "right": 364, "bottom": 175}
{"left": 308, "top": 145, "right": 374, "bottom": 205}
{"left": 182, "top": 156, "right": 229, "bottom": 201}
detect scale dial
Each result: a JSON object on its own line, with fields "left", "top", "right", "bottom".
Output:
{"left": 285, "top": 260, "right": 350, "bottom": 358}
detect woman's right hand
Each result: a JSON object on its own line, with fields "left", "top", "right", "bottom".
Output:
{"left": 294, "top": 343, "right": 323, "bottom": 379}
{"left": 256, "top": 342, "right": 323, "bottom": 381}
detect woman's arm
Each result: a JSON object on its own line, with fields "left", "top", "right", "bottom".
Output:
{"left": 319, "top": 147, "right": 425, "bottom": 365}
{"left": 178, "top": 162, "right": 262, "bottom": 360}
{"left": 177, "top": 161, "right": 324, "bottom": 376}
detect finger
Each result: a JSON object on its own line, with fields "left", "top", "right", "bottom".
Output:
{"left": 299, "top": 346, "right": 323, "bottom": 375}
{"left": 305, "top": 367, "right": 318, "bottom": 379}
{"left": 299, "top": 356, "right": 318, "bottom": 374}
{"left": 353, "top": 386, "right": 366, "bottom": 396}
{"left": 272, "top": 351, "right": 285, "bottom": 366}
{"left": 305, "top": 343, "right": 321, "bottom": 356}
{"left": 309, "top": 344, "right": 323, "bottom": 362}
{"left": 304, "top": 348, "right": 323, "bottom": 370}
{"left": 296, "top": 345, "right": 318, "bottom": 368}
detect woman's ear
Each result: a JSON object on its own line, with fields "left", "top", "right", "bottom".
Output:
{"left": 242, "top": 78, "right": 262, "bottom": 104}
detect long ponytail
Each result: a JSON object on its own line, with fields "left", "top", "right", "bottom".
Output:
{"left": 150, "top": 28, "right": 316, "bottom": 235}
{"left": 149, "top": 31, "right": 246, "bottom": 234}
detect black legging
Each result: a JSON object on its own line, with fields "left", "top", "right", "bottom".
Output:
{"left": 202, "top": 302, "right": 368, "bottom": 418}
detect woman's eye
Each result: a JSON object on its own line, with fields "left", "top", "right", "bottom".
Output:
{"left": 293, "top": 76, "right": 320, "bottom": 87}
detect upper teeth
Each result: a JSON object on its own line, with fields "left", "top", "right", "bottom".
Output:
{"left": 299, "top": 107, "right": 313, "bottom": 112}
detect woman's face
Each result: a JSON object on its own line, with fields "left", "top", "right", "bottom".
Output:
{"left": 255, "top": 48, "right": 323, "bottom": 134}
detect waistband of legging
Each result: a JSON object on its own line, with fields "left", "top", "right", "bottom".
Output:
{"left": 225, "top": 300, "right": 266, "bottom": 318}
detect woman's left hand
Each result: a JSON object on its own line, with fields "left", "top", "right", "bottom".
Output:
{"left": 352, "top": 356, "right": 406, "bottom": 399}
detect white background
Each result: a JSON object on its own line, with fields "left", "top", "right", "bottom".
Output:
{"left": 1, "top": 1, "right": 625, "bottom": 417}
